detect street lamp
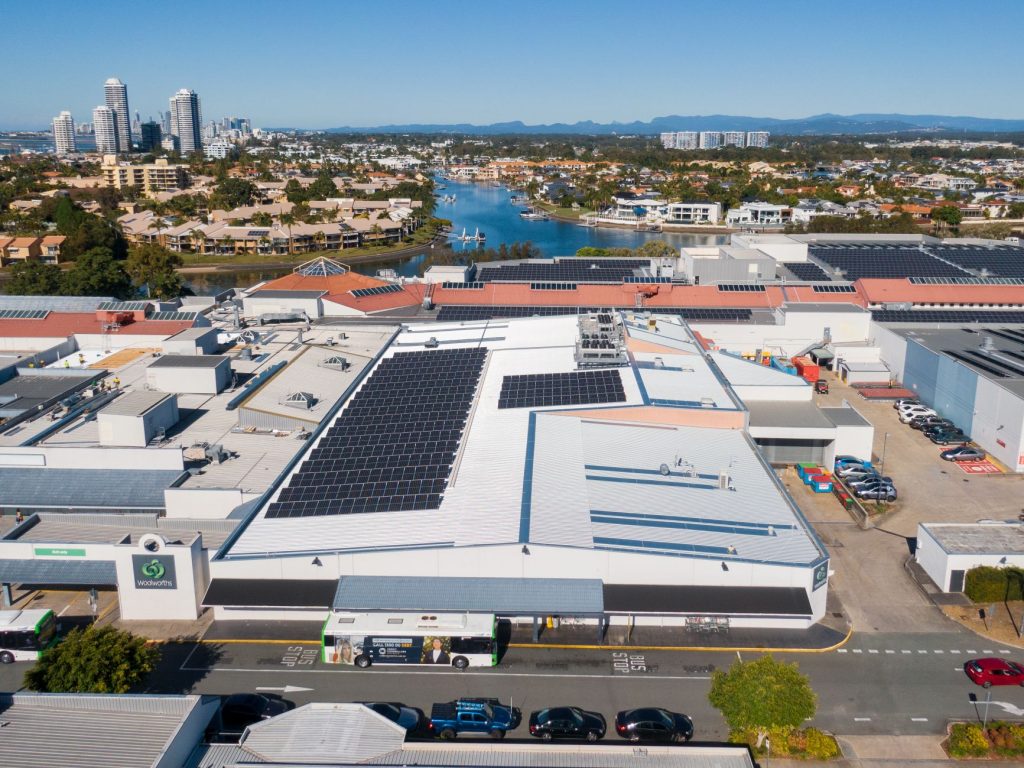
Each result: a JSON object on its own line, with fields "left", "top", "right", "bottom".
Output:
{"left": 879, "top": 432, "right": 890, "bottom": 475}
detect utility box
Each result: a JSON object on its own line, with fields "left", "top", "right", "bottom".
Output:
{"left": 98, "top": 391, "right": 179, "bottom": 447}
{"left": 146, "top": 355, "right": 232, "bottom": 394}
{"left": 161, "top": 327, "right": 219, "bottom": 356}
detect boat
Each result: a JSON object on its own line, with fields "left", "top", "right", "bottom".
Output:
{"left": 449, "top": 227, "right": 486, "bottom": 243}
{"left": 519, "top": 207, "right": 550, "bottom": 221}
{"left": 510, "top": 194, "right": 528, "bottom": 205}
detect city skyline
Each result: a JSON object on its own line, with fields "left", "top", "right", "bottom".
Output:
{"left": 3, "top": 0, "right": 1023, "bottom": 131}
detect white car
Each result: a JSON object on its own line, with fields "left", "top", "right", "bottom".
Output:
{"left": 897, "top": 400, "right": 928, "bottom": 413}
{"left": 899, "top": 407, "right": 936, "bottom": 423}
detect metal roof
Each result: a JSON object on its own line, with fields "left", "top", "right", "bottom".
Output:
{"left": 0, "top": 692, "right": 214, "bottom": 768}
{"left": 821, "top": 405, "right": 872, "bottom": 427}
{"left": 746, "top": 401, "right": 836, "bottom": 430}
{"left": 0, "top": 468, "right": 186, "bottom": 510}
{"left": 0, "top": 558, "right": 117, "bottom": 585}
{"left": 239, "top": 703, "right": 406, "bottom": 764}
{"left": 167, "top": 326, "right": 218, "bottom": 340}
{"left": 0, "top": 295, "right": 113, "bottom": 313}
{"left": 921, "top": 523, "right": 1024, "bottom": 555}
{"left": 371, "top": 744, "right": 755, "bottom": 767}
{"left": 184, "top": 743, "right": 265, "bottom": 768}
{"left": 149, "top": 354, "right": 230, "bottom": 369}
{"left": 101, "top": 390, "right": 175, "bottom": 417}
{"left": 333, "top": 576, "right": 605, "bottom": 615}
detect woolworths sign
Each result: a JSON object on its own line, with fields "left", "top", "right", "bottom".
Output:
{"left": 132, "top": 554, "right": 177, "bottom": 589}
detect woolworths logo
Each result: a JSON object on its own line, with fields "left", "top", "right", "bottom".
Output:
{"left": 132, "top": 554, "right": 176, "bottom": 589}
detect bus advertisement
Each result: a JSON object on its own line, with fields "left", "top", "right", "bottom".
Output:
{"left": 322, "top": 612, "right": 496, "bottom": 669}
{"left": 0, "top": 608, "right": 58, "bottom": 663}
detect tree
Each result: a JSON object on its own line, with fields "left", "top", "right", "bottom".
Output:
{"left": 280, "top": 212, "right": 296, "bottom": 254}
{"left": 1007, "top": 202, "right": 1024, "bottom": 219}
{"left": 635, "top": 240, "right": 677, "bottom": 260}
{"left": 284, "top": 179, "right": 307, "bottom": 204}
{"left": 211, "top": 177, "right": 257, "bottom": 210}
{"left": 61, "top": 247, "right": 132, "bottom": 298}
{"left": 932, "top": 205, "right": 963, "bottom": 230}
{"left": 125, "top": 243, "right": 184, "bottom": 299}
{"left": 251, "top": 211, "right": 273, "bottom": 227}
{"left": 307, "top": 170, "right": 339, "bottom": 201}
{"left": 708, "top": 655, "right": 817, "bottom": 746}
{"left": 6, "top": 260, "right": 63, "bottom": 295}
{"left": 24, "top": 625, "right": 157, "bottom": 694}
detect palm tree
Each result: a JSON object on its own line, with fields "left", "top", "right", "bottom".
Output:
{"left": 189, "top": 228, "right": 205, "bottom": 263}
{"left": 313, "top": 230, "right": 326, "bottom": 253}
{"left": 280, "top": 213, "right": 295, "bottom": 254}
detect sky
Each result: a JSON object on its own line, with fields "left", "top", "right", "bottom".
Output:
{"left": 3, "top": 0, "right": 1024, "bottom": 131}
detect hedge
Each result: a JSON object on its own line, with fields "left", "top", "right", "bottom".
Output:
{"left": 964, "top": 566, "right": 1024, "bottom": 603}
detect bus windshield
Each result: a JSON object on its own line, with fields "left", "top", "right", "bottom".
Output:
{"left": 35, "top": 611, "right": 57, "bottom": 649}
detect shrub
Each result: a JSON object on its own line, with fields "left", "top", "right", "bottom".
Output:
{"left": 805, "top": 728, "right": 841, "bottom": 759}
{"left": 948, "top": 722, "right": 991, "bottom": 758}
{"left": 964, "top": 566, "right": 1024, "bottom": 603}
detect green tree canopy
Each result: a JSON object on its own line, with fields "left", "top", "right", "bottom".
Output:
{"left": 932, "top": 205, "right": 963, "bottom": 228}
{"left": 284, "top": 178, "right": 308, "bottom": 204}
{"left": 6, "top": 260, "right": 64, "bottom": 295}
{"left": 125, "top": 243, "right": 184, "bottom": 299}
{"left": 307, "top": 171, "right": 339, "bottom": 201}
{"left": 61, "top": 247, "right": 132, "bottom": 298}
{"left": 24, "top": 625, "right": 157, "bottom": 693}
{"left": 635, "top": 240, "right": 678, "bottom": 260}
{"left": 211, "top": 177, "right": 257, "bottom": 210}
{"left": 708, "top": 655, "right": 817, "bottom": 742}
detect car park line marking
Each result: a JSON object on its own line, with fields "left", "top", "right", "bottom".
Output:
{"left": 852, "top": 649, "right": 862, "bottom": 654}
{"left": 918, "top": 650, "right": 929, "bottom": 654}
{"left": 951, "top": 650, "right": 961, "bottom": 654}
{"left": 178, "top": 666, "right": 715, "bottom": 680}
{"left": 968, "top": 650, "right": 978, "bottom": 654}
{"left": 934, "top": 650, "right": 944, "bottom": 654}
{"left": 911, "top": 717, "right": 928, "bottom": 722}
{"left": 1001, "top": 650, "right": 1012, "bottom": 654}
{"left": 885, "top": 650, "right": 895, "bottom": 654}
{"left": 902, "top": 650, "right": 912, "bottom": 654}
{"left": 984, "top": 650, "right": 995, "bottom": 654}
{"left": 868, "top": 649, "right": 878, "bottom": 654}
{"left": 854, "top": 717, "right": 871, "bottom": 722}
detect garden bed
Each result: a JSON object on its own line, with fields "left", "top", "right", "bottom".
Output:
{"left": 946, "top": 722, "right": 1024, "bottom": 759}
{"left": 731, "top": 727, "right": 841, "bottom": 760}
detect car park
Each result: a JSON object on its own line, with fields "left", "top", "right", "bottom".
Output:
{"left": 846, "top": 473, "right": 892, "bottom": 488}
{"left": 360, "top": 702, "right": 430, "bottom": 735}
{"left": 528, "top": 707, "right": 606, "bottom": 741}
{"left": 965, "top": 658, "right": 1024, "bottom": 688}
{"left": 614, "top": 708, "right": 693, "bottom": 743}
{"left": 834, "top": 456, "right": 870, "bottom": 471}
{"left": 897, "top": 402, "right": 929, "bottom": 415}
{"left": 836, "top": 463, "right": 873, "bottom": 478}
{"left": 208, "top": 693, "right": 293, "bottom": 742}
{"left": 941, "top": 445, "right": 986, "bottom": 462}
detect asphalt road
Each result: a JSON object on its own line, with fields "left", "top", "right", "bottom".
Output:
{"left": 5, "top": 630, "right": 1022, "bottom": 741}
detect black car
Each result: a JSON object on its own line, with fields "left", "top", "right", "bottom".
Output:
{"left": 928, "top": 429, "right": 967, "bottom": 445}
{"left": 614, "top": 707, "right": 693, "bottom": 743}
{"left": 529, "top": 706, "right": 606, "bottom": 741}
{"left": 909, "top": 416, "right": 953, "bottom": 431}
{"left": 361, "top": 701, "right": 429, "bottom": 736}
{"left": 210, "top": 693, "right": 293, "bottom": 742}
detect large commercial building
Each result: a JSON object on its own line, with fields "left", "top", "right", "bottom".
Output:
{"left": 699, "top": 131, "right": 721, "bottom": 149}
{"left": 170, "top": 88, "right": 203, "bottom": 155}
{"left": 91, "top": 105, "right": 118, "bottom": 154}
{"left": 103, "top": 77, "right": 132, "bottom": 153}
{"left": 139, "top": 120, "right": 161, "bottom": 152}
{"left": 722, "top": 131, "right": 746, "bottom": 147}
{"left": 747, "top": 131, "right": 770, "bottom": 148}
{"left": 51, "top": 111, "right": 76, "bottom": 156}
{"left": 100, "top": 155, "right": 189, "bottom": 195}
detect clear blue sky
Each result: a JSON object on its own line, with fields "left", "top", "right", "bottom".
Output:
{"left": 3, "top": 0, "right": 1023, "bottom": 130}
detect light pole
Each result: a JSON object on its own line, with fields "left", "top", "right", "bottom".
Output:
{"left": 879, "top": 432, "right": 890, "bottom": 475}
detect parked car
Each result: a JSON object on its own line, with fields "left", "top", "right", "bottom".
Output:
{"left": 528, "top": 706, "right": 606, "bottom": 741}
{"left": 430, "top": 698, "right": 519, "bottom": 740}
{"left": 941, "top": 445, "right": 986, "bottom": 462}
{"left": 360, "top": 702, "right": 430, "bottom": 735}
{"left": 846, "top": 473, "right": 892, "bottom": 488}
{"left": 894, "top": 399, "right": 920, "bottom": 410}
{"left": 814, "top": 379, "right": 829, "bottom": 394}
{"left": 834, "top": 455, "right": 869, "bottom": 470}
{"left": 897, "top": 401, "right": 928, "bottom": 414}
{"left": 965, "top": 658, "right": 1024, "bottom": 688}
{"left": 900, "top": 407, "right": 936, "bottom": 423}
{"left": 208, "top": 693, "right": 293, "bottom": 742}
{"left": 909, "top": 415, "right": 953, "bottom": 431}
{"left": 836, "top": 464, "right": 873, "bottom": 478}
{"left": 614, "top": 708, "right": 693, "bottom": 743}
{"left": 927, "top": 429, "right": 967, "bottom": 445}
{"left": 856, "top": 483, "right": 897, "bottom": 502}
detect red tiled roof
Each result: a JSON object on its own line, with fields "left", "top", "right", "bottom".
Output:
{"left": 326, "top": 283, "right": 426, "bottom": 313}
{"left": 0, "top": 313, "right": 194, "bottom": 338}
{"left": 428, "top": 283, "right": 779, "bottom": 309}
{"left": 858, "top": 279, "right": 1024, "bottom": 305}
{"left": 258, "top": 270, "right": 387, "bottom": 294}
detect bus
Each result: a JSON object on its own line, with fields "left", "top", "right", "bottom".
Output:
{"left": 0, "top": 609, "right": 58, "bottom": 663}
{"left": 322, "top": 612, "right": 497, "bottom": 669}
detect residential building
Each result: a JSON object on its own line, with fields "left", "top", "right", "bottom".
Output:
{"left": 139, "top": 121, "right": 161, "bottom": 152}
{"left": 169, "top": 88, "right": 202, "bottom": 155}
{"left": 0, "top": 235, "right": 66, "bottom": 266}
{"left": 101, "top": 155, "right": 189, "bottom": 195}
{"left": 665, "top": 201, "right": 723, "bottom": 224}
{"left": 91, "top": 105, "right": 118, "bottom": 154}
{"left": 103, "top": 77, "right": 132, "bottom": 153}
{"left": 699, "top": 131, "right": 722, "bottom": 149}
{"left": 52, "top": 111, "right": 77, "bottom": 156}
{"left": 659, "top": 132, "right": 699, "bottom": 150}
{"left": 725, "top": 201, "right": 792, "bottom": 227}
{"left": 723, "top": 131, "right": 746, "bottom": 148}
{"left": 204, "top": 139, "right": 233, "bottom": 159}
{"left": 746, "top": 131, "right": 770, "bottom": 148}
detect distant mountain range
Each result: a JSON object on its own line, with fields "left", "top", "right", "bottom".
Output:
{"left": 311, "top": 113, "right": 1024, "bottom": 136}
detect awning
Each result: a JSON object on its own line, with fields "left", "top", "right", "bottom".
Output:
{"left": 0, "top": 559, "right": 117, "bottom": 586}
{"left": 603, "top": 584, "right": 812, "bottom": 616}
{"left": 333, "top": 576, "right": 605, "bottom": 616}
{"left": 203, "top": 578, "right": 338, "bottom": 609}
{"left": 809, "top": 347, "right": 835, "bottom": 363}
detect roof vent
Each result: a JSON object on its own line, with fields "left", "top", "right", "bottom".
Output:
{"left": 659, "top": 463, "right": 671, "bottom": 476}
{"left": 283, "top": 391, "right": 317, "bottom": 410}
{"left": 321, "top": 355, "right": 350, "bottom": 371}
{"left": 981, "top": 336, "right": 996, "bottom": 352}
{"left": 424, "top": 337, "right": 440, "bottom": 349}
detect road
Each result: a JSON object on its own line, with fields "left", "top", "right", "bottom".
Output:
{"left": 5, "top": 630, "right": 1019, "bottom": 741}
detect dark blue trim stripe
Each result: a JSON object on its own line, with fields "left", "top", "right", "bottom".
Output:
{"left": 586, "top": 474, "right": 717, "bottom": 491}
{"left": 518, "top": 411, "right": 538, "bottom": 543}
{"left": 629, "top": 357, "right": 651, "bottom": 405}
{"left": 591, "top": 509, "right": 795, "bottom": 531}
{"left": 591, "top": 514, "right": 778, "bottom": 537}
{"left": 593, "top": 536, "right": 732, "bottom": 555}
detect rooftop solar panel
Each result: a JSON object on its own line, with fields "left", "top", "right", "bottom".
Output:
{"left": 97, "top": 301, "right": 149, "bottom": 311}
{"left": 872, "top": 309, "right": 1024, "bottom": 324}
{"left": 809, "top": 245, "right": 970, "bottom": 280}
{"left": 148, "top": 311, "right": 199, "bottom": 321}
{"left": 0, "top": 309, "right": 50, "bottom": 319}
{"left": 350, "top": 284, "right": 404, "bottom": 298}
{"left": 717, "top": 284, "right": 766, "bottom": 292}
{"left": 498, "top": 369, "right": 626, "bottom": 410}
{"left": 529, "top": 282, "right": 577, "bottom": 291}
{"left": 441, "top": 281, "right": 485, "bottom": 289}
{"left": 783, "top": 263, "right": 831, "bottom": 281}
{"left": 434, "top": 305, "right": 754, "bottom": 323}
{"left": 264, "top": 347, "right": 486, "bottom": 519}
{"left": 812, "top": 284, "right": 857, "bottom": 293}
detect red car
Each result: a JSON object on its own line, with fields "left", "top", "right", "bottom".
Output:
{"left": 964, "top": 658, "right": 1024, "bottom": 688}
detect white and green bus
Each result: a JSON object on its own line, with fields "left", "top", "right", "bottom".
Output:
{"left": 0, "top": 608, "right": 58, "bottom": 663}
{"left": 322, "top": 612, "right": 497, "bottom": 670}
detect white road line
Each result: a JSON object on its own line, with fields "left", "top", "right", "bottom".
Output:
{"left": 918, "top": 650, "right": 929, "bottom": 654}
{"left": 950, "top": 650, "right": 961, "bottom": 654}
{"left": 934, "top": 650, "right": 944, "bottom": 654}
{"left": 852, "top": 649, "right": 863, "bottom": 654}
{"left": 854, "top": 717, "right": 871, "bottom": 722}
{"left": 178, "top": 644, "right": 202, "bottom": 672}
{"left": 179, "top": 667, "right": 715, "bottom": 680}
{"left": 902, "top": 650, "right": 912, "bottom": 654}
{"left": 911, "top": 717, "right": 928, "bottom": 722}
{"left": 57, "top": 605, "right": 72, "bottom": 617}
{"left": 837, "top": 649, "right": 848, "bottom": 654}
{"left": 968, "top": 650, "right": 978, "bottom": 654}
{"left": 984, "top": 650, "right": 995, "bottom": 654}
{"left": 868, "top": 649, "right": 879, "bottom": 654}
{"left": 885, "top": 650, "right": 895, "bottom": 654}
{"left": 1000, "top": 650, "right": 1012, "bottom": 654}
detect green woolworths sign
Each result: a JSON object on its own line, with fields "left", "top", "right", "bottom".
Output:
{"left": 34, "top": 546, "right": 86, "bottom": 557}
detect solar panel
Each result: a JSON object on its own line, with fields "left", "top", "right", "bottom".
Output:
{"left": 783, "top": 263, "right": 830, "bottom": 281}
{"left": 264, "top": 347, "right": 487, "bottom": 519}
{"left": 624, "top": 276, "right": 672, "bottom": 283}
{"left": 925, "top": 245, "right": 1024, "bottom": 279}
{"left": 498, "top": 369, "right": 626, "bottom": 410}
{"left": 909, "top": 276, "right": 1024, "bottom": 286}
{"left": 530, "top": 282, "right": 577, "bottom": 291}
{"left": 149, "top": 311, "right": 199, "bottom": 321}
{"left": 297, "top": 257, "right": 348, "bottom": 277}
{"left": 477, "top": 258, "right": 645, "bottom": 284}
{"left": 0, "top": 309, "right": 49, "bottom": 319}
{"left": 434, "top": 305, "right": 754, "bottom": 323}
{"left": 351, "top": 284, "right": 404, "bottom": 298}
{"left": 717, "top": 284, "right": 766, "bottom": 292}
{"left": 247, "top": 229, "right": 270, "bottom": 237}
{"left": 812, "top": 284, "right": 857, "bottom": 293}
{"left": 872, "top": 309, "right": 1024, "bottom": 324}
{"left": 97, "top": 301, "right": 149, "bottom": 311}
{"left": 809, "top": 245, "right": 970, "bottom": 280}
{"left": 441, "top": 281, "right": 484, "bottom": 289}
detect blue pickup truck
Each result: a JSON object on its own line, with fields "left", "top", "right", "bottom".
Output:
{"left": 429, "top": 698, "right": 519, "bottom": 739}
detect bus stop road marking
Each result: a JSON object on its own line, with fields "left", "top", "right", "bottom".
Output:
{"left": 178, "top": 665, "right": 714, "bottom": 680}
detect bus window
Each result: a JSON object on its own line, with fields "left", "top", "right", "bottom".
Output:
{"left": 451, "top": 636, "right": 492, "bottom": 654}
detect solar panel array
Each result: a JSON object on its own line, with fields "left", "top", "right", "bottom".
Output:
{"left": 435, "top": 305, "right": 755, "bottom": 322}
{"left": 498, "top": 370, "right": 626, "bottom": 409}
{"left": 265, "top": 347, "right": 486, "bottom": 519}
{"left": 809, "top": 246, "right": 969, "bottom": 280}
{"left": 927, "top": 246, "right": 1024, "bottom": 279}
{"left": 441, "top": 281, "right": 484, "bottom": 289}
{"left": 624, "top": 276, "right": 672, "bottom": 284}
{"left": 98, "top": 301, "right": 149, "bottom": 311}
{"left": 943, "top": 348, "right": 1024, "bottom": 379}
{"left": 812, "top": 284, "right": 857, "bottom": 293}
{"left": 784, "top": 262, "right": 831, "bottom": 281}
{"left": 0, "top": 309, "right": 49, "bottom": 319}
{"left": 530, "top": 282, "right": 577, "bottom": 291}
{"left": 149, "top": 311, "right": 200, "bottom": 321}
{"left": 872, "top": 309, "right": 1024, "bottom": 323}
{"left": 478, "top": 259, "right": 645, "bottom": 283}
{"left": 351, "top": 284, "right": 403, "bottom": 298}
{"left": 717, "top": 284, "right": 766, "bottom": 292}
{"left": 909, "top": 276, "right": 1024, "bottom": 286}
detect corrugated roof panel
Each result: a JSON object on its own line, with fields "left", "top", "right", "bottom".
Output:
{"left": 0, "top": 559, "right": 117, "bottom": 585}
{"left": 0, "top": 468, "right": 185, "bottom": 509}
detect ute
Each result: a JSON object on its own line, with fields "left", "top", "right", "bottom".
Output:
{"left": 430, "top": 698, "right": 520, "bottom": 740}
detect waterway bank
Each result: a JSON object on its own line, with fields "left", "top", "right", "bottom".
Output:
{"left": 532, "top": 200, "right": 737, "bottom": 234}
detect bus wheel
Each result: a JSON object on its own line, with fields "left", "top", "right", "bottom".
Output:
{"left": 452, "top": 656, "right": 469, "bottom": 670}
{"left": 354, "top": 655, "right": 371, "bottom": 669}
{"left": 0, "top": 652, "right": 12, "bottom": 664}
